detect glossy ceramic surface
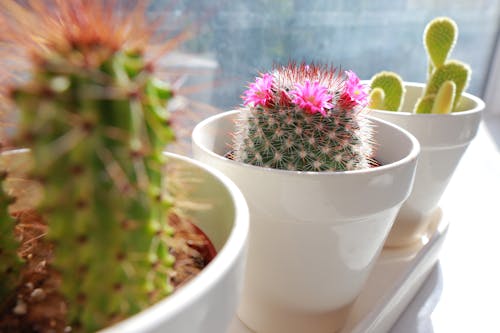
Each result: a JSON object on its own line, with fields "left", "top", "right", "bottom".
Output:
{"left": 370, "top": 83, "right": 484, "bottom": 247}
{"left": 228, "top": 208, "right": 449, "bottom": 333}
{"left": 0, "top": 150, "right": 250, "bottom": 333}
{"left": 192, "top": 111, "right": 420, "bottom": 333}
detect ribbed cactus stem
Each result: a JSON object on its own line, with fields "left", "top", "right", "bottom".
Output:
{"left": 369, "top": 71, "right": 405, "bottom": 111}
{"left": 14, "top": 49, "right": 175, "bottom": 332}
{"left": 0, "top": 171, "right": 22, "bottom": 301}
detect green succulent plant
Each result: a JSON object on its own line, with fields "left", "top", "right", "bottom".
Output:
{"left": 0, "top": 1, "right": 183, "bottom": 331}
{"left": 369, "top": 16, "right": 471, "bottom": 114}
{"left": 368, "top": 71, "right": 405, "bottom": 111}
{"left": 234, "top": 63, "right": 375, "bottom": 172}
{"left": 0, "top": 169, "right": 21, "bottom": 301}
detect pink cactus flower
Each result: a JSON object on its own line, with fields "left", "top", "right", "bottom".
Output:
{"left": 338, "top": 92, "right": 357, "bottom": 109}
{"left": 291, "top": 80, "right": 333, "bottom": 116}
{"left": 344, "top": 70, "right": 368, "bottom": 107}
{"left": 243, "top": 73, "right": 274, "bottom": 107}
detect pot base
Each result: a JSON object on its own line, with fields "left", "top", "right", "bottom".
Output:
{"left": 384, "top": 207, "right": 442, "bottom": 248}
{"left": 238, "top": 296, "right": 352, "bottom": 333}
{"left": 229, "top": 208, "right": 448, "bottom": 333}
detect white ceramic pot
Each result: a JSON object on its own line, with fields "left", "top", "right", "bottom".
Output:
{"left": 370, "top": 82, "right": 484, "bottom": 247}
{"left": 192, "top": 110, "right": 420, "bottom": 333}
{"left": 0, "top": 150, "right": 249, "bottom": 333}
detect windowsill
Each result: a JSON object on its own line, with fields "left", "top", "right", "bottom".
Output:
{"left": 391, "top": 114, "right": 500, "bottom": 332}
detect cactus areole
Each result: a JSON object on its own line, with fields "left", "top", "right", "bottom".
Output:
{"left": 234, "top": 63, "right": 376, "bottom": 172}
{"left": 0, "top": 1, "right": 215, "bottom": 332}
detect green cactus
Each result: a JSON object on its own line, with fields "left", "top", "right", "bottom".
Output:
{"left": 417, "top": 17, "right": 470, "bottom": 113}
{"left": 370, "top": 16, "right": 471, "bottom": 114}
{"left": 424, "top": 17, "right": 457, "bottom": 71}
{"left": 369, "top": 71, "right": 405, "bottom": 111}
{"left": 15, "top": 54, "right": 175, "bottom": 332}
{"left": 2, "top": 1, "right": 177, "bottom": 331}
{"left": 234, "top": 64, "right": 374, "bottom": 172}
{"left": 415, "top": 80, "right": 458, "bottom": 114}
{"left": 368, "top": 87, "right": 385, "bottom": 110}
{"left": 0, "top": 169, "right": 22, "bottom": 301}
{"left": 432, "top": 80, "right": 457, "bottom": 114}
{"left": 414, "top": 95, "right": 435, "bottom": 114}
{"left": 420, "top": 60, "right": 470, "bottom": 111}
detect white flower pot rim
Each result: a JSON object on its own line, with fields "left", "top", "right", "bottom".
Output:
{"left": 367, "top": 81, "right": 485, "bottom": 117}
{"left": 192, "top": 110, "right": 421, "bottom": 332}
{"left": 192, "top": 110, "right": 420, "bottom": 177}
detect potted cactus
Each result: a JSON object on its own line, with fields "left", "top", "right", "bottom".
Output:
{"left": 192, "top": 62, "right": 420, "bottom": 333}
{"left": 367, "top": 17, "right": 485, "bottom": 247}
{"left": 0, "top": 1, "right": 249, "bottom": 333}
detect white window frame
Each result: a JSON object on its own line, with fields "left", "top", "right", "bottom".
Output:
{"left": 485, "top": 34, "right": 500, "bottom": 114}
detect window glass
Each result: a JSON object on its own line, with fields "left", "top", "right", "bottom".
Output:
{"left": 152, "top": 0, "right": 500, "bottom": 110}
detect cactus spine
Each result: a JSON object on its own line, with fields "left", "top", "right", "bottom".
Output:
{"left": 369, "top": 17, "right": 471, "bottom": 114}
{"left": 234, "top": 64, "right": 374, "bottom": 172}
{"left": 3, "top": 1, "right": 176, "bottom": 331}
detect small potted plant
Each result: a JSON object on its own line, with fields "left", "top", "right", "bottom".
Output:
{"left": 192, "top": 62, "right": 420, "bottom": 333}
{"left": 368, "top": 17, "right": 485, "bottom": 247}
{"left": 0, "top": 1, "right": 249, "bottom": 332}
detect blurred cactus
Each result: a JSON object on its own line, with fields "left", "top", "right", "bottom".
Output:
{"left": 0, "top": 1, "right": 180, "bottom": 331}
{"left": 413, "top": 95, "right": 435, "bottom": 114}
{"left": 233, "top": 63, "right": 375, "bottom": 172}
{"left": 368, "top": 71, "right": 405, "bottom": 111}
{"left": 370, "top": 16, "right": 471, "bottom": 114}
{"left": 0, "top": 169, "right": 22, "bottom": 301}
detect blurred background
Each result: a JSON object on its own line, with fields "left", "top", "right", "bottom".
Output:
{"left": 150, "top": 0, "right": 499, "bottom": 152}
{"left": 151, "top": 0, "right": 499, "bottom": 109}
{"left": 1, "top": 1, "right": 498, "bottom": 151}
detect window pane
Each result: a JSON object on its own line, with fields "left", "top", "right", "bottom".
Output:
{"left": 153, "top": 0, "right": 499, "bottom": 111}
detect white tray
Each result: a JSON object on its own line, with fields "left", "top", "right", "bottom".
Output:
{"left": 228, "top": 208, "right": 448, "bottom": 333}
